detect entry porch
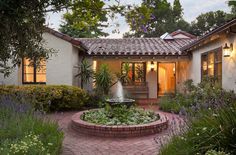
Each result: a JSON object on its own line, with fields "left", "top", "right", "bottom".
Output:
{"left": 91, "top": 57, "right": 190, "bottom": 99}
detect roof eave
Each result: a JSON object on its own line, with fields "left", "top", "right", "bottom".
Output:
{"left": 44, "top": 27, "right": 88, "bottom": 52}
{"left": 181, "top": 18, "right": 236, "bottom": 52}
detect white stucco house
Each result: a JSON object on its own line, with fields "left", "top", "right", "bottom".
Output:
{"left": 1, "top": 18, "right": 236, "bottom": 99}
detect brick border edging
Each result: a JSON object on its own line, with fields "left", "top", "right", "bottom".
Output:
{"left": 71, "top": 109, "right": 169, "bottom": 138}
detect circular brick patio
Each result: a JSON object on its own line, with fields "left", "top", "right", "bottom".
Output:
{"left": 47, "top": 107, "right": 184, "bottom": 155}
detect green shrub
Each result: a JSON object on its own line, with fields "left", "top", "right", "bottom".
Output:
{"left": 95, "top": 64, "right": 113, "bottom": 96}
{"left": 159, "top": 93, "right": 192, "bottom": 114}
{"left": 0, "top": 85, "right": 89, "bottom": 112}
{"left": 0, "top": 95, "right": 63, "bottom": 155}
{"left": 159, "top": 78, "right": 236, "bottom": 114}
{"left": 160, "top": 103, "right": 236, "bottom": 155}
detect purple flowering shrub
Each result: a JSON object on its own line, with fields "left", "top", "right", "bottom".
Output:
{"left": 160, "top": 102, "right": 236, "bottom": 155}
{"left": 0, "top": 95, "right": 63, "bottom": 155}
{"left": 159, "top": 78, "right": 236, "bottom": 115}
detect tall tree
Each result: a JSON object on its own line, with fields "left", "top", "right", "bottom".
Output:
{"left": 59, "top": 0, "right": 109, "bottom": 38}
{"left": 173, "top": 0, "right": 183, "bottom": 21}
{"left": 124, "top": 0, "right": 190, "bottom": 38}
{"left": 189, "top": 11, "right": 230, "bottom": 36}
{"left": 0, "top": 0, "right": 69, "bottom": 76}
{"left": 0, "top": 0, "right": 127, "bottom": 75}
{"left": 228, "top": 0, "right": 236, "bottom": 17}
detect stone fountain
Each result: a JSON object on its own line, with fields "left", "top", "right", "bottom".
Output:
{"left": 71, "top": 81, "right": 169, "bottom": 138}
{"left": 106, "top": 81, "right": 135, "bottom": 107}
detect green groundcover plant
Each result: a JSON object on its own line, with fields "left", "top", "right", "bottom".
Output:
{"left": 0, "top": 95, "right": 64, "bottom": 155}
{"left": 82, "top": 105, "right": 159, "bottom": 125}
{"left": 160, "top": 103, "right": 236, "bottom": 155}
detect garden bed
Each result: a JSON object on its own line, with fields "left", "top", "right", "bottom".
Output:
{"left": 81, "top": 107, "right": 159, "bottom": 125}
{"left": 71, "top": 109, "right": 168, "bottom": 138}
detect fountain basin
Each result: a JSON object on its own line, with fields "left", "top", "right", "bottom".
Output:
{"left": 106, "top": 98, "right": 135, "bottom": 108}
{"left": 71, "top": 110, "right": 169, "bottom": 138}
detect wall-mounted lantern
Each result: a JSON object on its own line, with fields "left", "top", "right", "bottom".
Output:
{"left": 150, "top": 61, "right": 155, "bottom": 71}
{"left": 223, "top": 43, "right": 233, "bottom": 57}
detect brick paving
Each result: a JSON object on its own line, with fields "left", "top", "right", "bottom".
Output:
{"left": 47, "top": 106, "right": 183, "bottom": 155}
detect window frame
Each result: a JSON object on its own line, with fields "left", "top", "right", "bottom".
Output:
{"left": 22, "top": 58, "right": 46, "bottom": 85}
{"left": 200, "top": 47, "right": 222, "bottom": 84}
{"left": 121, "top": 62, "right": 146, "bottom": 85}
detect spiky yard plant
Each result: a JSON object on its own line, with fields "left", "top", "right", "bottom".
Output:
{"left": 75, "top": 59, "right": 94, "bottom": 89}
{"left": 94, "top": 64, "right": 113, "bottom": 95}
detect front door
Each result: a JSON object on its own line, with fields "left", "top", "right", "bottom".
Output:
{"left": 158, "top": 62, "right": 176, "bottom": 96}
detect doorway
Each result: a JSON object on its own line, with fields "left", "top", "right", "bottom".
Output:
{"left": 158, "top": 62, "right": 176, "bottom": 96}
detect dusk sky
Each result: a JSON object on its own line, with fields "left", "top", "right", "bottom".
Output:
{"left": 46, "top": 0, "right": 231, "bottom": 38}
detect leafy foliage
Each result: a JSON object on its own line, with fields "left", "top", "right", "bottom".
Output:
{"left": 82, "top": 105, "right": 159, "bottom": 125}
{"left": 159, "top": 78, "right": 236, "bottom": 115}
{"left": 0, "top": 95, "right": 63, "bottom": 155}
{"left": 75, "top": 59, "right": 94, "bottom": 89}
{"left": 59, "top": 0, "right": 109, "bottom": 38}
{"left": 124, "top": 0, "right": 190, "bottom": 37}
{"left": 189, "top": 11, "right": 231, "bottom": 36}
{"left": 0, "top": 0, "right": 71, "bottom": 75}
{"left": 228, "top": 0, "right": 236, "bottom": 15}
{"left": 0, "top": 0, "right": 127, "bottom": 75}
{"left": 160, "top": 103, "right": 236, "bottom": 155}
{"left": 159, "top": 93, "right": 192, "bottom": 114}
{"left": 95, "top": 64, "right": 113, "bottom": 96}
{"left": 0, "top": 85, "right": 89, "bottom": 112}
{"left": 205, "top": 150, "right": 230, "bottom": 155}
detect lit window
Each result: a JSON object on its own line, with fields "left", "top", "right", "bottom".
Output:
{"left": 201, "top": 48, "right": 222, "bottom": 85}
{"left": 121, "top": 62, "right": 146, "bottom": 85}
{"left": 23, "top": 58, "right": 46, "bottom": 84}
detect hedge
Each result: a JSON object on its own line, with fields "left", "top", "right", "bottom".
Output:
{"left": 0, "top": 85, "right": 89, "bottom": 112}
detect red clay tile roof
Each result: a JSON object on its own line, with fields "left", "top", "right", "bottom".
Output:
{"left": 45, "top": 28, "right": 87, "bottom": 50}
{"left": 77, "top": 38, "right": 195, "bottom": 56}
{"left": 170, "top": 30, "right": 197, "bottom": 39}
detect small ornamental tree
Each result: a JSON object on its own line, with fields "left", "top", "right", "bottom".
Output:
{"left": 75, "top": 59, "right": 94, "bottom": 89}
{"left": 95, "top": 64, "right": 113, "bottom": 96}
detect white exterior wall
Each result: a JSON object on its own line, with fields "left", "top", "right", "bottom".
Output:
{"left": 190, "top": 34, "right": 236, "bottom": 92}
{"left": 72, "top": 46, "right": 80, "bottom": 86}
{"left": 0, "top": 32, "right": 80, "bottom": 86}
{"left": 43, "top": 32, "right": 77, "bottom": 86}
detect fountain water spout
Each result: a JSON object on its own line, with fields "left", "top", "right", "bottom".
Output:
{"left": 115, "top": 81, "right": 124, "bottom": 102}
{"left": 106, "top": 80, "right": 135, "bottom": 107}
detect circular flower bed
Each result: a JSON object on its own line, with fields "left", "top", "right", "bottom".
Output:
{"left": 81, "top": 106, "right": 160, "bottom": 125}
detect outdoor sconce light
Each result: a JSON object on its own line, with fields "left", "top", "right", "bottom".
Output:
{"left": 223, "top": 43, "right": 233, "bottom": 57}
{"left": 150, "top": 61, "right": 155, "bottom": 71}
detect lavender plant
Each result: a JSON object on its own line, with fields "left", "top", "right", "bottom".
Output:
{"left": 159, "top": 103, "right": 236, "bottom": 155}
{"left": 159, "top": 78, "right": 236, "bottom": 116}
{"left": 0, "top": 94, "right": 63, "bottom": 155}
